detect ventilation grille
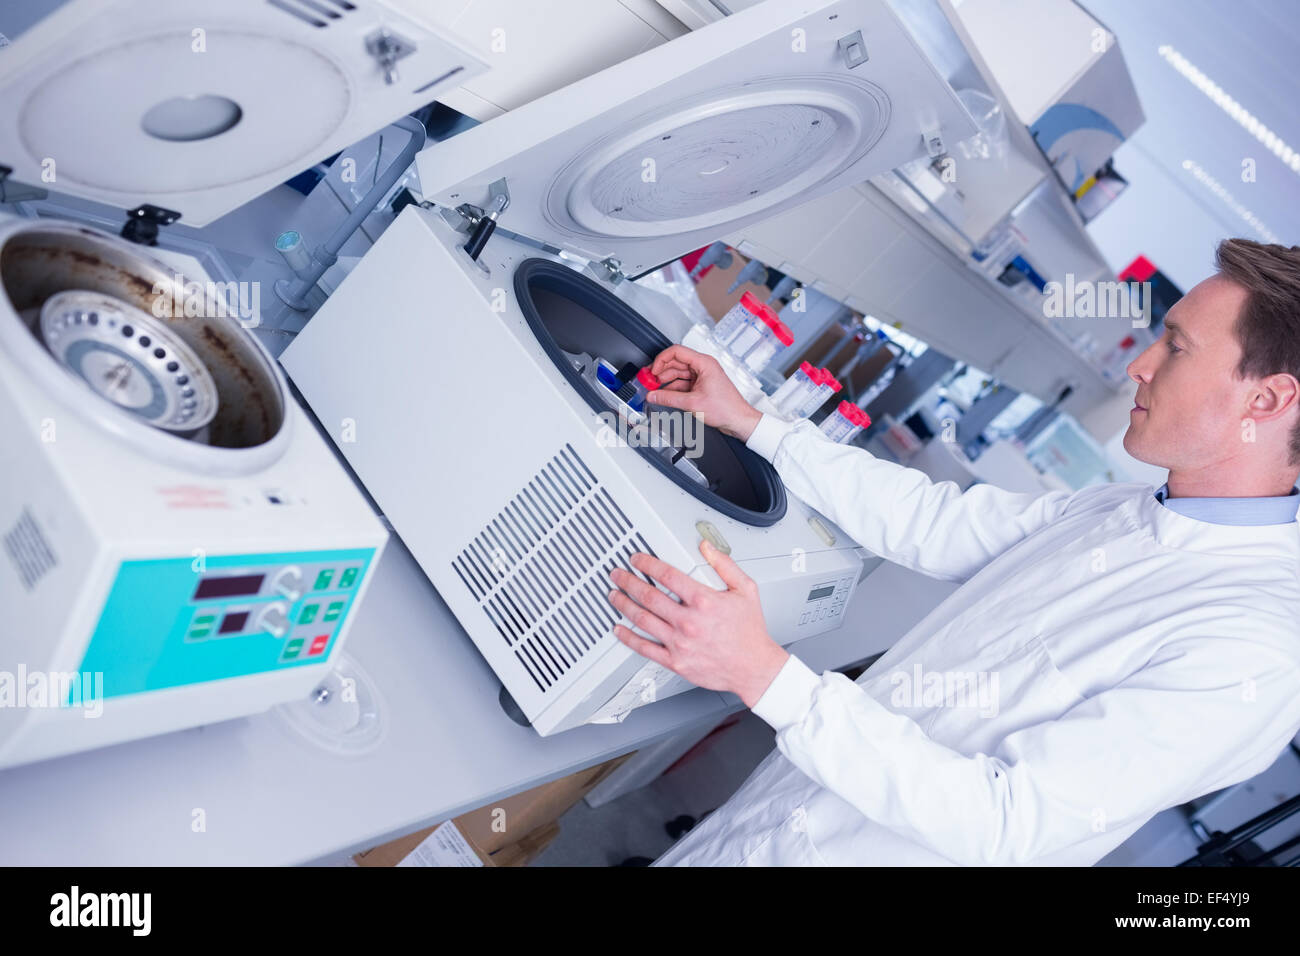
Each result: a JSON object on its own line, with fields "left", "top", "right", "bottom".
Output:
{"left": 4, "top": 509, "right": 57, "bottom": 591}
{"left": 452, "top": 444, "right": 658, "bottom": 695}
{"left": 267, "top": 0, "right": 357, "bottom": 28}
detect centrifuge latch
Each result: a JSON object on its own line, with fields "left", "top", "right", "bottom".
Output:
{"left": 120, "top": 204, "right": 181, "bottom": 246}
{"left": 461, "top": 177, "right": 510, "bottom": 262}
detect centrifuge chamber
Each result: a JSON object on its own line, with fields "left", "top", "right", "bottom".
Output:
{"left": 283, "top": 0, "right": 970, "bottom": 733}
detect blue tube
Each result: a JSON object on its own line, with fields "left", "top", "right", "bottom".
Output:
{"left": 277, "top": 114, "right": 428, "bottom": 310}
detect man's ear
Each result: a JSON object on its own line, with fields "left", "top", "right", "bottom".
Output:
{"left": 1251, "top": 372, "right": 1300, "bottom": 421}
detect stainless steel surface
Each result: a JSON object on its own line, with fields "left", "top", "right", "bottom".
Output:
{"left": 0, "top": 221, "right": 285, "bottom": 450}
{"left": 38, "top": 290, "right": 220, "bottom": 434}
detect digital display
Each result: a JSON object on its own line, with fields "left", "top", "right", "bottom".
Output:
{"left": 219, "top": 611, "right": 250, "bottom": 635}
{"left": 193, "top": 574, "right": 265, "bottom": 600}
{"left": 807, "top": 585, "right": 835, "bottom": 602}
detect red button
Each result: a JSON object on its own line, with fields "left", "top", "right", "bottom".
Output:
{"left": 308, "top": 634, "right": 330, "bottom": 656}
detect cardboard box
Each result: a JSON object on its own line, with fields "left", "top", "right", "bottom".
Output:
{"left": 353, "top": 752, "right": 633, "bottom": 867}
{"left": 691, "top": 249, "right": 771, "bottom": 322}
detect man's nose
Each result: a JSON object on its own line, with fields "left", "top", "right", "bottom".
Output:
{"left": 1127, "top": 342, "right": 1157, "bottom": 384}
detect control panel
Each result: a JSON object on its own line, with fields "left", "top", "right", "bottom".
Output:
{"left": 79, "top": 547, "right": 377, "bottom": 701}
{"left": 796, "top": 575, "right": 853, "bottom": 628}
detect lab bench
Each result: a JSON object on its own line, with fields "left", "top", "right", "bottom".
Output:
{"left": 0, "top": 537, "right": 956, "bottom": 866}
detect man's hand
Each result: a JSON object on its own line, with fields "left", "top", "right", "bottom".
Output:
{"left": 607, "top": 539, "right": 789, "bottom": 708}
{"left": 648, "top": 345, "right": 762, "bottom": 442}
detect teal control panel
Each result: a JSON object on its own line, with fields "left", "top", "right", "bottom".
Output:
{"left": 78, "top": 547, "right": 377, "bottom": 701}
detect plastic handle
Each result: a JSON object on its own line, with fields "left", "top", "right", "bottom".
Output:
{"left": 463, "top": 215, "right": 497, "bottom": 261}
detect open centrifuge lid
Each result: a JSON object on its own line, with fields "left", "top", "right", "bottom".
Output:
{"left": 414, "top": 0, "right": 975, "bottom": 277}
{"left": 0, "top": 0, "right": 488, "bottom": 226}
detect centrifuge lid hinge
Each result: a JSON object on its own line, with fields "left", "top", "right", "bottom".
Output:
{"left": 592, "top": 257, "right": 628, "bottom": 286}
{"left": 120, "top": 204, "right": 181, "bottom": 246}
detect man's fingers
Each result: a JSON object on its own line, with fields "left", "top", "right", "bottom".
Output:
{"left": 629, "top": 552, "right": 705, "bottom": 604}
{"left": 651, "top": 344, "right": 711, "bottom": 380}
{"left": 653, "top": 363, "right": 694, "bottom": 390}
{"left": 610, "top": 567, "right": 684, "bottom": 624}
{"left": 613, "top": 624, "right": 673, "bottom": 669}
{"left": 608, "top": 589, "right": 675, "bottom": 644}
{"left": 645, "top": 388, "right": 697, "bottom": 412}
{"left": 655, "top": 377, "right": 694, "bottom": 393}
{"left": 700, "top": 538, "right": 752, "bottom": 593}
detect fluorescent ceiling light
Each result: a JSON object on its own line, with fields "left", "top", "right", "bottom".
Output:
{"left": 1180, "top": 158, "right": 1280, "bottom": 243}
{"left": 1158, "top": 44, "right": 1300, "bottom": 174}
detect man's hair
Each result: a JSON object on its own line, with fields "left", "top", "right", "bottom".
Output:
{"left": 1214, "top": 238, "right": 1300, "bottom": 465}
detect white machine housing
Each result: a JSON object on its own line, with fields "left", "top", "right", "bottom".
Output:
{"left": 0, "top": 217, "right": 389, "bottom": 769}
{"left": 283, "top": 0, "right": 974, "bottom": 734}
{"left": 0, "top": 0, "right": 488, "bottom": 225}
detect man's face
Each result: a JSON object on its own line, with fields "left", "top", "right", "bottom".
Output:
{"left": 1122, "top": 275, "right": 1251, "bottom": 470}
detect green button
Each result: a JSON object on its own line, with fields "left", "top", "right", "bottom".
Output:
{"left": 283, "top": 638, "right": 304, "bottom": 660}
{"left": 323, "top": 600, "right": 344, "bottom": 622}
{"left": 339, "top": 567, "right": 358, "bottom": 589}
{"left": 299, "top": 603, "right": 319, "bottom": 624}
{"left": 313, "top": 569, "right": 334, "bottom": 590}
{"left": 194, "top": 614, "right": 216, "bottom": 625}
{"left": 189, "top": 628, "right": 211, "bottom": 639}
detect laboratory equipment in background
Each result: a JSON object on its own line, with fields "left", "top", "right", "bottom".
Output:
{"left": 0, "top": 217, "right": 388, "bottom": 770}
{"left": 1118, "top": 255, "right": 1183, "bottom": 327}
{"left": 954, "top": 383, "right": 1021, "bottom": 460}
{"left": 1024, "top": 412, "right": 1118, "bottom": 489}
{"left": 0, "top": 0, "right": 487, "bottom": 232}
{"left": 687, "top": 242, "right": 733, "bottom": 280}
{"left": 953, "top": 0, "right": 1144, "bottom": 210}
{"left": 839, "top": 329, "right": 901, "bottom": 405}
{"left": 719, "top": 0, "right": 1145, "bottom": 415}
{"left": 284, "top": 0, "right": 973, "bottom": 735}
{"left": 863, "top": 348, "right": 958, "bottom": 437}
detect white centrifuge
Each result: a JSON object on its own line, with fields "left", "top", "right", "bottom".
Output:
{"left": 0, "top": 0, "right": 489, "bottom": 768}
{"left": 283, "top": 0, "right": 975, "bottom": 734}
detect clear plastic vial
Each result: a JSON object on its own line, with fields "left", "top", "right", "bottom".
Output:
{"left": 627, "top": 367, "right": 661, "bottom": 412}
{"left": 771, "top": 361, "right": 819, "bottom": 415}
{"left": 741, "top": 312, "right": 794, "bottom": 373}
{"left": 819, "top": 400, "right": 871, "bottom": 443}
{"left": 714, "top": 292, "right": 770, "bottom": 349}
{"left": 799, "top": 367, "right": 841, "bottom": 417}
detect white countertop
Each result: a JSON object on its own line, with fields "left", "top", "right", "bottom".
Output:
{"left": 0, "top": 534, "right": 956, "bottom": 866}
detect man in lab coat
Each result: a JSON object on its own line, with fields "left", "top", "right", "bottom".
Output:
{"left": 605, "top": 238, "right": 1300, "bottom": 865}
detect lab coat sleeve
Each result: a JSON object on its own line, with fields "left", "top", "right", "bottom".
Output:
{"left": 745, "top": 413, "right": 1073, "bottom": 581}
{"left": 751, "top": 637, "right": 1300, "bottom": 866}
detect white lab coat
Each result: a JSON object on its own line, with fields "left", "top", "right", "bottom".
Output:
{"left": 655, "top": 415, "right": 1300, "bottom": 866}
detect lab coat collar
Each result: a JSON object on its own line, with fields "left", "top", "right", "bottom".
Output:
{"left": 1154, "top": 481, "right": 1300, "bottom": 525}
{"left": 1130, "top": 486, "right": 1300, "bottom": 560}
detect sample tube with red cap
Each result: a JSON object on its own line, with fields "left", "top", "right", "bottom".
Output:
{"left": 799, "top": 368, "right": 842, "bottom": 416}
{"left": 741, "top": 311, "right": 794, "bottom": 373}
{"left": 819, "top": 400, "right": 871, "bottom": 443}
{"left": 626, "top": 367, "right": 661, "bottom": 412}
{"left": 714, "top": 292, "right": 771, "bottom": 353}
{"left": 770, "top": 361, "right": 820, "bottom": 415}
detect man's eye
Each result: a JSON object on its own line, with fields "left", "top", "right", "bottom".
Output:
{"left": 1166, "top": 340, "right": 1181, "bottom": 354}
